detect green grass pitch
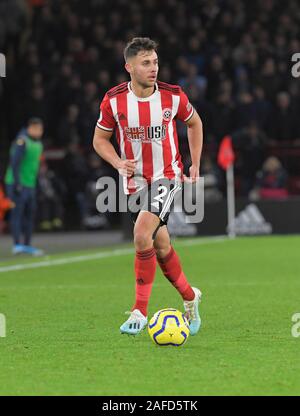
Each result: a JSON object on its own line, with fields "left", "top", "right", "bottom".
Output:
{"left": 0, "top": 235, "right": 299, "bottom": 396}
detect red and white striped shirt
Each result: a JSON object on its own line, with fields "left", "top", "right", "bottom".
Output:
{"left": 96, "top": 81, "right": 194, "bottom": 194}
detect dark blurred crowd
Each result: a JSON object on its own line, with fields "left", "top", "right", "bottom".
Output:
{"left": 1, "top": 0, "right": 300, "bottom": 229}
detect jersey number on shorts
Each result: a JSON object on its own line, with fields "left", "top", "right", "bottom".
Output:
{"left": 151, "top": 185, "right": 168, "bottom": 209}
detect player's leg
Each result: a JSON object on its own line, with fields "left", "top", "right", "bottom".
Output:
{"left": 154, "top": 225, "right": 194, "bottom": 299}
{"left": 22, "top": 187, "right": 44, "bottom": 256}
{"left": 120, "top": 210, "right": 160, "bottom": 335}
{"left": 22, "top": 188, "right": 34, "bottom": 246}
{"left": 154, "top": 225, "right": 202, "bottom": 335}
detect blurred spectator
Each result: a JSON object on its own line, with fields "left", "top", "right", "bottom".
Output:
{"left": 0, "top": 0, "right": 29, "bottom": 57}
{"left": 96, "top": 69, "right": 112, "bottom": 98}
{"left": 252, "top": 86, "right": 272, "bottom": 131}
{"left": 83, "top": 154, "right": 113, "bottom": 230}
{"left": 234, "top": 66, "right": 251, "bottom": 95}
{"left": 268, "top": 92, "right": 299, "bottom": 142}
{"left": 37, "top": 162, "right": 65, "bottom": 231}
{"left": 234, "top": 92, "right": 257, "bottom": 129}
{"left": 250, "top": 156, "right": 288, "bottom": 200}
{"left": 179, "top": 64, "right": 207, "bottom": 99}
{"left": 185, "top": 36, "right": 205, "bottom": 73}
{"left": 210, "top": 91, "right": 235, "bottom": 143}
{"left": 200, "top": 156, "right": 222, "bottom": 202}
{"left": 80, "top": 99, "right": 101, "bottom": 148}
{"left": 25, "top": 86, "right": 48, "bottom": 124}
{"left": 233, "top": 121, "right": 267, "bottom": 195}
{"left": 257, "top": 58, "right": 281, "bottom": 101}
{"left": 62, "top": 142, "right": 89, "bottom": 227}
{"left": 57, "top": 104, "right": 81, "bottom": 146}
{"left": 206, "top": 55, "right": 228, "bottom": 100}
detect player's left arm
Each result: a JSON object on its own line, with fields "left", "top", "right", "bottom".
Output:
{"left": 185, "top": 110, "right": 203, "bottom": 183}
{"left": 176, "top": 88, "right": 203, "bottom": 182}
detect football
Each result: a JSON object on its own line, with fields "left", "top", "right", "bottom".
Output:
{"left": 148, "top": 308, "right": 190, "bottom": 346}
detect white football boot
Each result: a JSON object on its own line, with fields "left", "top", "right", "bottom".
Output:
{"left": 183, "top": 287, "right": 202, "bottom": 335}
{"left": 120, "top": 309, "right": 148, "bottom": 335}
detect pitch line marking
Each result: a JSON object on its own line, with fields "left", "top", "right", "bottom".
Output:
{"left": 0, "top": 236, "right": 228, "bottom": 273}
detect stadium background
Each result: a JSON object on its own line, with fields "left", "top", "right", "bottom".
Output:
{"left": 1, "top": 0, "right": 300, "bottom": 237}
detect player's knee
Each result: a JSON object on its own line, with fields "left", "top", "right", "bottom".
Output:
{"left": 134, "top": 231, "right": 152, "bottom": 251}
{"left": 155, "top": 245, "right": 171, "bottom": 260}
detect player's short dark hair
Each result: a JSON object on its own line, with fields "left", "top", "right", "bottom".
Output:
{"left": 124, "top": 37, "right": 158, "bottom": 61}
{"left": 27, "top": 117, "right": 44, "bottom": 127}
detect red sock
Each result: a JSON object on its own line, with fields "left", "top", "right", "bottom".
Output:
{"left": 132, "top": 247, "right": 157, "bottom": 317}
{"left": 157, "top": 246, "right": 195, "bottom": 301}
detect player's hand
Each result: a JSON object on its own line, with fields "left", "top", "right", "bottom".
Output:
{"left": 183, "top": 164, "right": 200, "bottom": 183}
{"left": 117, "top": 159, "right": 137, "bottom": 177}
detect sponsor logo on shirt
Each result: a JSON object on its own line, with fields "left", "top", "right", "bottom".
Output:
{"left": 125, "top": 125, "right": 167, "bottom": 143}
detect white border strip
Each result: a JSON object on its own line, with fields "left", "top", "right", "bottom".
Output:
{"left": 0, "top": 236, "right": 228, "bottom": 274}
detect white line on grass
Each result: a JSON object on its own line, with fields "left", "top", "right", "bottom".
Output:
{"left": 0, "top": 236, "right": 229, "bottom": 273}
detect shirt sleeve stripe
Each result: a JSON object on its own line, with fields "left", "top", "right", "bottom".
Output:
{"left": 184, "top": 106, "right": 194, "bottom": 122}
{"left": 96, "top": 123, "right": 114, "bottom": 131}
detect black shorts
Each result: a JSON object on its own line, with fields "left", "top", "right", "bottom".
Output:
{"left": 127, "top": 178, "right": 181, "bottom": 227}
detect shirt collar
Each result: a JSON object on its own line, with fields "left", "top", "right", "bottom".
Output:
{"left": 128, "top": 82, "right": 158, "bottom": 102}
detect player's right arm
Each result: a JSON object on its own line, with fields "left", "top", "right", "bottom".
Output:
{"left": 93, "top": 127, "right": 136, "bottom": 177}
{"left": 93, "top": 92, "right": 136, "bottom": 177}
